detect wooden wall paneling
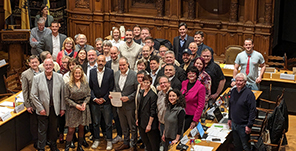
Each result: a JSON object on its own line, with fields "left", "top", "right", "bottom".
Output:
{"left": 169, "top": 0, "right": 181, "bottom": 18}
{"left": 164, "top": 0, "right": 170, "bottom": 16}
{"left": 94, "top": 0, "right": 104, "bottom": 13}
{"left": 204, "top": 32, "right": 217, "bottom": 55}
{"left": 73, "top": 20, "right": 93, "bottom": 45}
{"left": 244, "top": 0, "right": 258, "bottom": 24}
{"left": 181, "top": 0, "right": 188, "bottom": 18}
{"left": 254, "top": 34, "right": 270, "bottom": 57}
{"left": 217, "top": 32, "right": 227, "bottom": 56}
{"left": 72, "top": 0, "right": 92, "bottom": 12}
{"left": 111, "top": 0, "right": 118, "bottom": 12}
{"left": 94, "top": 22, "right": 104, "bottom": 41}
{"left": 238, "top": 0, "right": 244, "bottom": 22}
{"left": 258, "top": 0, "right": 266, "bottom": 23}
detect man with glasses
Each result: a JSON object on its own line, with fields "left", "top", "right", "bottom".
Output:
{"left": 75, "top": 34, "right": 94, "bottom": 52}
{"left": 201, "top": 49, "right": 225, "bottom": 104}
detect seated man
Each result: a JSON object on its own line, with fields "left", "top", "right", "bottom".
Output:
{"left": 75, "top": 34, "right": 94, "bottom": 52}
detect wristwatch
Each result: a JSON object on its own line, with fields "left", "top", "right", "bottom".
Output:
{"left": 231, "top": 78, "right": 236, "bottom": 82}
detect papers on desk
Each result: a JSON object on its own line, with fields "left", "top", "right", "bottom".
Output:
{"left": 16, "top": 92, "right": 24, "bottom": 102}
{"left": 193, "top": 145, "right": 214, "bottom": 151}
{"left": 0, "top": 107, "right": 13, "bottom": 121}
{"left": 0, "top": 107, "right": 14, "bottom": 114}
{"left": 204, "top": 123, "right": 231, "bottom": 144}
{"left": 0, "top": 101, "right": 14, "bottom": 107}
{"left": 110, "top": 92, "right": 122, "bottom": 107}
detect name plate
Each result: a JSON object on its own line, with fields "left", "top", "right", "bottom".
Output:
{"left": 14, "top": 103, "right": 25, "bottom": 113}
{"left": 0, "top": 59, "right": 6, "bottom": 66}
{"left": 0, "top": 112, "right": 12, "bottom": 122}
{"left": 190, "top": 127, "right": 198, "bottom": 137}
{"left": 180, "top": 135, "right": 189, "bottom": 145}
{"left": 280, "top": 73, "right": 295, "bottom": 80}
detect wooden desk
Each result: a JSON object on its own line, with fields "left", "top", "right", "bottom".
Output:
{"left": 0, "top": 92, "right": 32, "bottom": 151}
{"left": 0, "top": 63, "right": 8, "bottom": 94}
{"left": 169, "top": 88, "right": 262, "bottom": 151}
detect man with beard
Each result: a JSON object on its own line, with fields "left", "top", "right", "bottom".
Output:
{"left": 231, "top": 38, "right": 266, "bottom": 90}
{"left": 89, "top": 55, "right": 114, "bottom": 150}
{"left": 75, "top": 34, "right": 94, "bottom": 52}
{"left": 180, "top": 49, "right": 193, "bottom": 71}
{"left": 119, "top": 29, "right": 142, "bottom": 70}
{"left": 85, "top": 49, "right": 98, "bottom": 81}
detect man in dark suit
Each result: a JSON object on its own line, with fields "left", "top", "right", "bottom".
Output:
{"left": 194, "top": 31, "right": 214, "bottom": 62}
{"left": 111, "top": 57, "right": 138, "bottom": 151}
{"left": 31, "top": 58, "right": 65, "bottom": 151}
{"left": 37, "top": 21, "right": 67, "bottom": 60}
{"left": 89, "top": 55, "right": 114, "bottom": 150}
{"left": 164, "top": 64, "right": 182, "bottom": 90}
{"left": 172, "top": 22, "right": 194, "bottom": 64}
{"left": 21, "top": 55, "right": 42, "bottom": 149}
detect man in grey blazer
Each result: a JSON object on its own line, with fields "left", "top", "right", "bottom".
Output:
{"left": 21, "top": 55, "right": 42, "bottom": 149}
{"left": 111, "top": 57, "right": 138, "bottom": 151}
{"left": 31, "top": 58, "right": 66, "bottom": 151}
{"left": 37, "top": 21, "right": 67, "bottom": 60}
{"left": 172, "top": 22, "right": 194, "bottom": 64}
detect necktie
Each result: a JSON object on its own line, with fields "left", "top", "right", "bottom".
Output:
{"left": 246, "top": 56, "right": 251, "bottom": 75}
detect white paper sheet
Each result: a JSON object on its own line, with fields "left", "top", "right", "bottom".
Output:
{"left": 0, "top": 101, "right": 14, "bottom": 107}
{"left": 110, "top": 92, "right": 122, "bottom": 107}
{"left": 193, "top": 145, "right": 214, "bottom": 151}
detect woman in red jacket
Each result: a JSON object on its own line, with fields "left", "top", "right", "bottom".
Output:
{"left": 181, "top": 66, "right": 206, "bottom": 131}
{"left": 56, "top": 37, "right": 77, "bottom": 66}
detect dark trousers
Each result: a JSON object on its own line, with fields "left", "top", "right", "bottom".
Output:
{"left": 231, "top": 122, "right": 251, "bottom": 151}
{"left": 139, "top": 127, "right": 160, "bottom": 151}
{"left": 118, "top": 107, "right": 137, "bottom": 147}
{"left": 37, "top": 106, "right": 58, "bottom": 149}
{"left": 164, "top": 138, "right": 174, "bottom": 151}
{"left": 112, "top": 106, "right": 122, "bottom": 136}
{"left": 90, "top": 103, "right": 113, "bottom": 140}
{"left": 58, "top": 114, "right": 65, "bottom": 135}
{"left": 184, "top": 114, "right": 194, "bottom": 132}
{"left": 30, "top": 111, "right": 38, "bottom": 142}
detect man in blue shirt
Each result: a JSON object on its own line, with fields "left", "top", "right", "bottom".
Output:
{"left": 228, "top": 73, "right": 256, "bottom": 151}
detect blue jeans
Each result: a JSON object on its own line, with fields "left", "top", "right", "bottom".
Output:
{"left": 231, "top": 122, "right": 251, "bottom": 151}
{"left": 246, "top": 83, "right": 259, "bottom": 90}
{"left": 90, "top": 102, "right": 113, "bottom": 141}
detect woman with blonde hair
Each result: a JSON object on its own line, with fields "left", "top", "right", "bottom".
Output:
{"left": 64, "top": 65, "right": 91, "bottom": 151}
{"left": 56, "top": 37, "right": 77, "bottom": 66}
{"left": 110, "top": 27, "right": 124, "bottom": 48}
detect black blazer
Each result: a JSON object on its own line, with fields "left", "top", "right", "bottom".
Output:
{"left": 172, "top": 35, "right": 194, "bottom": 61}
{"left": 138, "top": 89, "right": 158, "bottom": 130}
{"left": 89, "top": 67, "right": 114, "bottom": 104}
{"left": 170, "top": 76, "right": 182, "bottom": 90}
{"left": 105, "top": 60, "right": 112, "bottom": 69}
{"left": 154, "top": 64, "right": 186, "bottom": 87}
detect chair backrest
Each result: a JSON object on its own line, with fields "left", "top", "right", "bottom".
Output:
{"left": 224, "top": 45, "right": 244, "bottom": 64}
{"left": 275, "top": 88, "right": 285, "bottom": 107}
{"left": 266, "top": 53, "right": 287, "bottom": 69}
{"left": 3, "top": 74, "right": 22, "bottom": 93}
{"left": 287, "top": 58, "right": 296, "bottom": 70}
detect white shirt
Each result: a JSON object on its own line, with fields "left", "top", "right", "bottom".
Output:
{"left": 97, "top": 67, "right": 105, "bottom": 87}
{"left": 52, "top": 34, "right": 60, "bottom": 60}
{"left": 168, "top": 75, "right": 175, "bottom": 81}
{"left": 119, "top": 69, "right": 129, "bottom": 91}
{"left": 110, "top": 39, "right": 125, "bottom": 49}
{"left": 150, "top": 68, "right": 160, "bottom": 85}
{"left": 87, "top": 62, "right": 98, "bottom": 82}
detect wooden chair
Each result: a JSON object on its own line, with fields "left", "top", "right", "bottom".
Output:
{"left": 224, "top": 45, "right": 244, "bottom": 64}
{"left": 257, "top": 89, "right": 285, "bottom": 114}
{"left": 265, "top": 53, "right": 287, "bottom": 70}
{"left": 287, "top": 57, "right": 296, "bottom": 70}
{"left": 3, "top": 74, "right": 22, "bottom": 93}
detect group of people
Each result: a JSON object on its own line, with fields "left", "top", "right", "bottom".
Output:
{"left": 24, "top": 17, "right": 265, "bottom": 151}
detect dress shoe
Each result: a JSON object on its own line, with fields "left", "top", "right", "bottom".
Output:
{"left": 130, "top": 146, "right": 137, "bottom": 151}
{"left": 77, "top": 137, "right": 85, "bottom": 151}
{"left": 59, "top": 134, "right": 64, "bottom": 144}
{"left": 70, "top": 140, "right": 75, "bottom": 148}
{"left": 65, "top": 141, "right": 71, "bottom": 151}
{"left": 115, "top": 143, "right": 130, "bottom": 151}
{"left": 82, "top": 139, "right": 89, "bottom": 148}
{"left": 49, "top": 142, "right": 60, "bottom": 151}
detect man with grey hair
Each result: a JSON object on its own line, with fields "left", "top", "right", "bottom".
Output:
{"left": 228, "top": 72, "right": 256, "bottom": 151}
{"left": 31, "top": 58, "right": 65, "bottom": 151}
{"left": 30, "top": 18, "right": 52, "bottom": 55}
{"left": 75, "top": 34, "right": 94, "bottom": 52}
{"left": 95, "top": 38, "right": 103, "bottom": 55}
{"left": 155, "top": 50, "right": 186, "bottom": 86}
